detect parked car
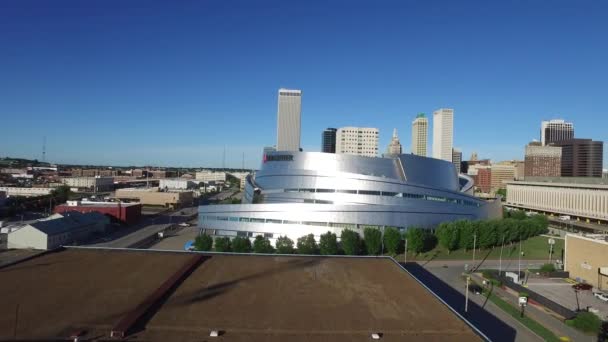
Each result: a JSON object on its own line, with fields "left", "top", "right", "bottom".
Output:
{"left": 573, "top": 283, "right": 593, "bottom": 291}
{"left": 593, "top": 292, "right": 608, "bottom": 302}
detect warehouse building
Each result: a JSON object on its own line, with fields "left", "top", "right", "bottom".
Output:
{"left": 0, "top": 186, "right": 53, "bottom": 197}
{"left": 159, "top": 178, "right": 198, "bottom": 190}
{"left": 115, "top": 188, "right": 193, "bottom": 209}
{"left": 54, "top": 200, "right": 142, "bottom": 225}
{"left": 62, "top": 176, "right": 114, "bottom": 192}
{"left": 565, "top": 234, "right": 608, "bottom": 290}
{"left": 7, "top": 212, "right": 109, "bottom": 250}
{"left": 195, "top": 171, "right": 226, "bottom": 182}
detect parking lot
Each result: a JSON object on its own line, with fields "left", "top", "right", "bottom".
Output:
{"left": 526, "top": 276, "right": 608, "bottom": 320}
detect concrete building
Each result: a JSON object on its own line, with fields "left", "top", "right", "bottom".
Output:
{"left": 276, "top": 88, "right": 302, "bottom": 151}
{"left": 564, "top": 234, "right": 608, "bottom": 289}
{"left": 321, "top": 128, "right": 337, "bottom": 153}
{"left": 525, "top": 142, "right": 562, "bottom": 178}
{"left": 604, "top": 170, "right": 608, "bottom": 179}
{"left": 54, "top": 200, "right": 142, "bottom": 225}
{"left": 62, "top": 176, "right": 114, "bottom": 192}
{"left": 159, "top": 178, "right": 198, "bottom": 190}
{"left": 412, "top": 113, "right": 428, "bottom": 157}
{"left": 490, "top": 164, "right": 515, "bottom": 192}
{"left": 263, "top": 146, "right": 276, "bottom": 156}
{"left": 554, "top": 139, "right": 603, "bottom": 177}
{"left": 432, "top": 108, "right": 454, "bottom": 162}
{"left": 115, "top": 188, "right": 193, "bottom": 208}
{"left": 335, "top": 127, "right": 379, "bottom": 157}
{"left": 199, "top": 151, "right": 501, "bottom": 245}
{"left": 541, "top": 119, "right": 574, "bottom": 146}
{"left": 0, "top": 187, "right": 53, "bottom": 197}
{"left": 506, "top": 181, "right": 608, "bottom": 223}
{"left": 7, "top": 211, "right": 109, "bottom": 250}
{"left": 385, "top": 128, "right": 403, "bottom": 157}
{"left": 195, "top": 171, "right": 226, "bottom": 182}
{"left": 452, "top": 148, "right": 462, "bottom": 174}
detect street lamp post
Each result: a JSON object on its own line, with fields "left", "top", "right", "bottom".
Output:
{"left": 499, "top": 235, "right": 505, "bottom": 276}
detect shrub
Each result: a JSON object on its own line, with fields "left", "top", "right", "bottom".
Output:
{"left": 363, "top": 227, "right": 382, "bottom": 255}
{"left": 540, "top": 263, "right": 556, "bottom": 273}
{"left": 383, "top": 227, "right": 402, "bottom": 255}
{"left": 319, "top": 231, "right": 339, "bottom": 255}
{"left": 340, "top": 229, "right": 361, "bottom": 255}
{"left": 275, "top": 235, "right": 294, "bottom": 254}
{"left": 232, "top": 236, "right": 252, "bottom": 253}
{"left": 566, "top": 312, "right": 602, "bottom": 334}
{"left": 214, "top": 236, "right": 231, "bottom": 252}
{"left": 193, "top": 234, "right": 213, "bottom": 251}
{"left": 297, "top": 234, "right": 318, "bottom": 254}
{"left": 253, "top": 235, "right": 274, "bottom": 254}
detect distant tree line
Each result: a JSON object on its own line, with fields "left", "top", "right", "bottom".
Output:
{"left": 192, "top": 211, "right": 548, "bottom": 256}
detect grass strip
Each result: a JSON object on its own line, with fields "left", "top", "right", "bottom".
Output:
{"left": 485, "top": 292, "right": 562, "bottom": 342}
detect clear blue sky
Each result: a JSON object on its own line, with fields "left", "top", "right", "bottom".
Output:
{"left": 1, "top": 0, "right": 606, "bottom": 169}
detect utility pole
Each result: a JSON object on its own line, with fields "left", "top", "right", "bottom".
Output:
{"left": 404, "top": 238, "right": 408, "bottom": 265}
{"left": 472, "top": 232, "right": 477, "bottom": 271}
{"left": 499, "top": 235, "right": 505, "bottom": 276}
{"left": 465, "top": 275, "right": 470, "bottom": 313}
{"left": 242, "top": 152, "right": 245, "bottom": 171}
{"left": 518, "top": 239, "right": 522, "bottom": 284}
{"left": 42, "top": 136, "right": 46, "bottom": 163}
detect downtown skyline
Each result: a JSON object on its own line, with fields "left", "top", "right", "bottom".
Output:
{"left": 1, "top": 1, "right": 607, "bottom": 168}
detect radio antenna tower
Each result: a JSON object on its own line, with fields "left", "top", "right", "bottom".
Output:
{"left": 242, "top": 152, "right": 245, "bottom": 170}
{"left": 222, "top": 145, "right": 226, "bottom": 169}
{"left": 42, "top": 136, "right": 46, "bottom": 163}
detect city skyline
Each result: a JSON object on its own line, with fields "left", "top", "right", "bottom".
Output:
{"left": 1, "top": 1, "right": 607, "bottom": 168}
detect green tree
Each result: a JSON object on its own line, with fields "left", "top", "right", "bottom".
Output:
{"left": 232, "top": 236, "right": 252, "bottom": 253}
{"left": 478, "top": 220, "right": 498, "bottom": 249}
{"left": 253, "top": 235, "right": 274, "bottom": 253}
{"left": 457, "top": 220, "right": 475, "bottom": 251}
{"left": 319, "top": 231, "right": 339, "bottom": 255}
{"left": 275, "top": 235, "right": 295, "bottom": 254}
{"left": 495, "top": 188, "right": 507, "bottom": 199}
{"left": 214, "top": 236, "right": 231, "bottom": 252}
{"left": 363, "top": 227, "right": 382, "bottom": 255}
{"left": 405, "top": 228, "right": 425, "bottom": 254}
{"left": 509, "top": 209, "right": 527, "bottom": 220}
{"left": 193, "top": 234, "right": 213, "bottom": 251}
{"left": 383, "top": 227, "right": 402, "bottom": 256}
{"left": 436, "top": 222, "right": 460, "bottom": 254}
{"left": 297, "top": 234, "right": 318, "bottom": 254}
{"left": 51, "top": 185, "right": 71, "bottom": 204}
{"left": 340, "top": 229, "right": 361, "bottom": 255}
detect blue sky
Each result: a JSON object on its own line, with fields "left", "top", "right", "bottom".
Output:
{"left": 1, "top": 0, "right": 606, "bottom": 169}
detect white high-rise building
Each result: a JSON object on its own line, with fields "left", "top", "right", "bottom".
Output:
{"left": 411, "top": 113, "right": 428, "bottom": 157}
{"left": 336, "top": 127, "right": 379, "bottom": 157}
{"left": 432, "top": 108, "right": 454, "bottom": 162}
{"left": 276, "top": 88, "right": 302, "bottom": 151}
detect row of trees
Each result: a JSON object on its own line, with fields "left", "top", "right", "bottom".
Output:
{"left": 193, "top": 212, "right": 548, "bottom": 256}
{"left": 435, "top": 214, "right": 548, "bottom": 253}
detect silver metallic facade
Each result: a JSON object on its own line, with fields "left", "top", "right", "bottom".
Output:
{"left": 199, "top": 152, "right": 502, "bottom": 244}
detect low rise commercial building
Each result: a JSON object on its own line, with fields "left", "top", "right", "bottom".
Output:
{"left": 159, "top": 178, "right": 198, "bottom": 190}
{"left": 54, "top": 200, "right": 142, "bottom": 225}
{"left": 62, "top": 176, "right": 114, "bottom": 192}
{"left": 565, "top": 234, "right": 608, "bottom": 290}
{"left": 0, "top": 187, "right": 53, "bottom": 197}
{"left": 115, "top": 188, "right": 193, "bottom": 208}
{"left": 506, "top": 180, "right": 608, "bottom": 223}
{"left": 490, "top": 164, "right": 515, "bottom": 192}
{"left": 195, "top": 171, "right": 226, "bottom": 182}
{"left": 7, "top": 211, "right": 109, "bottom": 250}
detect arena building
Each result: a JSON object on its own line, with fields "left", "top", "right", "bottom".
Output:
{"left": 198, "top": 152, "right": 502, "bottom": 244}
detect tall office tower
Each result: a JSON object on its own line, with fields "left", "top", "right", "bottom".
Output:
{"left": 452, "top": 148, "right": 462, "bottom": 173}
{"left": 276, "top": 88, "right": 302, "bottom": 151}
{"left": 541, "top": 119, "right": 573, "bottom": 146}
{"left": 524, "top": 141, "right": 562, "bottom": 177}
{"left": 335, "top": 127, "right": 379, "bottom": 157}
{"left": 554, "top": 139, "right": 604, "bottom": 177}
{"left": 385, "top": 128, "right": 403, "bottom": 156}
{"left": 432, "top": 108, "right": 454, "bottom": 162}
{"left": 322, "top": 128, "right": 337, "bottom": 153}
{"left": 411, "top": 113, "right": 428, "bottom": 156}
